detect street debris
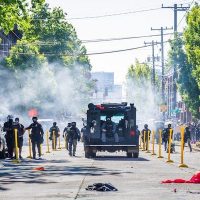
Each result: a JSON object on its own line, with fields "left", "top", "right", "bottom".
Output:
{"left": 187, "top": 191, "right": 200, "bottom": 194}
{"left": 162, "top": 172, "right": 200, "bottom": 184}
{"left": 85, "top": 183, "right": 118, "bottom": 192}
{"left": 173, "top": 188, "right": 177, "bottom": 193}
{"left": 32, "top": 167, "right": 45, "bottom": 171}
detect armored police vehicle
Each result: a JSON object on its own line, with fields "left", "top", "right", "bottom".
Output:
{"left": 83, "top": 103, "right": 139, "bottom": 158}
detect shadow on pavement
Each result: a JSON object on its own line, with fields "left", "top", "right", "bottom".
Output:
{"left": 0, "top": 186, "right": 8, "bottom": 191}
{"left": 0, "top": 159, "right": 131, "bottom": 191}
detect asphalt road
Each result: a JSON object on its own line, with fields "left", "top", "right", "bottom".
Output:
{"left": 0, "top": 142, "right": 199, "bottom": 200}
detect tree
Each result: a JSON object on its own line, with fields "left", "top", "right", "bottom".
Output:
{"left": 29, "top": 1, "right": 91, "bottom": 70}
{"left": 1, "top": 0, "right": 93, "bottom": 115}
{"left": 0, "top": 0, "right": 30, "bottom": 34}
{"left": 4, "top": 38, "right": 45, "bottom": 70}
{"left": 126, "top": 59, "right": 159, "bottom": 121}
{"left": 168, "top": 35, "right": 200, "bottom": 118}
{"left": 184, "top": 3, "right": 200, "bottom": 89}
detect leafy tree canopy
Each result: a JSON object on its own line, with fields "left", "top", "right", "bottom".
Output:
{"left": 184, "top": 3, "right": 200, "bottom": 89}
{"left": 168, "top": 35, "right": 200, "bottom": 118}
{"left": 0, "top": 0, "right": 30, "bottom": 33}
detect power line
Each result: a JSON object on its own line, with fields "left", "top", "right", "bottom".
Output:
{"left": 68, "top": 7, "right": 161, "bottom": 20}
{"left": 32, "top": 7, "right": 162, "bottom": 21}
{"left": 4, "top": 41, "right": 169, "bottom": 56}
{"left": 177, "top": 0, "right": 195, "bottom": 28}
{"left": 82, "top": 33, "right": 174, "bottom": 43}
{"left": 0, "top": 32, "right": 175, "bottom": 47}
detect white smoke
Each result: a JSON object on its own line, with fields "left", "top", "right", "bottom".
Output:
{"left": 0, "top": 62, "right": 92, "bottom": 125}
{"left": 126, "top": 77, "right": 160, "bottom": 130}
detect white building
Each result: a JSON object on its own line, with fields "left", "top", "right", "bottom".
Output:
{"left": 91, "top": 72, "right": 122, "bottom": 103}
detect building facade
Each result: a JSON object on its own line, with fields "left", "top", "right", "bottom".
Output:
{"left": 91, "top": 72, "right": 122, "bottom": 103}
{"left": 0, "top": 25, "right": 22, "bottom": 59}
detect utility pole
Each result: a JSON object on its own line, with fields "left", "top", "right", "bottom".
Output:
{"left": 144, "top": 40, "right": 158, "bottom": 92}
{"left": 162, "top": 4, "right": 190, "bottom": 112}
{"left": 151, "top": 27, "right": 173, "bottom": 105}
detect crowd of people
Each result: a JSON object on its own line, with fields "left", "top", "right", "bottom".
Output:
{"left": 0, "top": 115, "right": 81, "bottom": 159}
{"left": 0, "top": 115, "right": 198, "bottom": 160}
{"left": 140, "top": 123, "right": 194, "bottom": 153}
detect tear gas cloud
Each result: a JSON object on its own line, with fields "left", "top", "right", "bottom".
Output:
{"left": 126, "top": 77, "right": 161, "bottom": 130}
{"left": 0, "top": 63, "right": 92, "bottom": 127}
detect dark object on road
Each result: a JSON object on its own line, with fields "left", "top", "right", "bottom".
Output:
{"left": 162, "top": 172, "right": 200, "bottom": 184}
{"left": 187, "top": 191, "right": 200, "bottom": 194}
{"left": 33, "top": 167, "right": 45, "bottom": 171}
{"left": 86, "top": 183, "right": 118, "bottom": 192}
{"left": 173, "top": 188, "right": 177, "bottom": 193}
{"left": 84, "top": 103, "right": 139, "bottom": 158}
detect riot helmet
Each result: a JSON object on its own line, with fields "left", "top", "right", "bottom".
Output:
{"left": 53, "top": 122, "right": 57, "bottom": 126}
{"left": 15, "top": 117, "right": 19, "bottom": 124}
{"left": 32, "top": 116, "right": 38, "bottom": 123}
{"left": 71, "top": 122, "right": 76, "bottom": 127}
{"left": 168, "top": 124, "right": 171, "bottom": 128}
{"left": 144, "top": 124, "right": 148, "bottom": 129}
{"left": 7, "top": 115, "right": 13, "bottom": 123}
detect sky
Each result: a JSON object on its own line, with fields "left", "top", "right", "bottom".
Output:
{"left": 46, "top": 0, "right": 197, "bottom": 84}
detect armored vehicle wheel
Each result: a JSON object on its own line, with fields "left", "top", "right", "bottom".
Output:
{"left": 85, "top": 147, "right": 96, "bottom": 158}
{"left": 85, "top": 151, "right": 90, "bottom": 158}
{"left": 127, "top": 152, "right": 132, "bottom": 158}
{"left": 84, "top": 146, "right": 91, "bottom": 158}
{"left": 133, "top": 152, "right": 139, "bottom": 158}
{"left": 91, "top": 152, "right": 96, "bottom": 158}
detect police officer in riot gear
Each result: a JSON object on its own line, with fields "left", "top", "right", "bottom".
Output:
{"left": 26, "top": 117, "right": 44, "bottom": 159}
{"left": 136, "top": 125, "right": 140, "bottom": 136}
{"left": 68, "top": 122, "right": 80, "bottom": 156}
{"left": 184, "top": 126, "right": 192, "bottom": 152}
{"left": 63, "top": 123, "right": 71, "bottom": 150}
{"left": 13, "top": 118, "right": 25, "bottom": 159}
{"left": 101, "top": 117, "right": 118, "bottom": 143}
{"left": 49, "top": 122, "right": 60, "bottom": 150}
{"left": 163, "top": 124, "right": 173, "bottom": 152}
{"left": 141, "top": 124, "right": 151, "bottom": 150}
{"left": 3, "top": 115, "right": 14, "bottom": 158}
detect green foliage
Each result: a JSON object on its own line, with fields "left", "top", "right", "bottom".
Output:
{"left": 184, "top": 3, "right": 200, "bottom": 89}
{"left": 168, "top": 35, "right": 200, "bottom": 118}
{"left": 5, "top": 38, "right": 45, "bottom": 70}
{"left": 127, "top": 59, "right": 151, "bottom": 82}
{"left": 1, "top": 0, "right": 93, "bottom": 114}
{"left": 0, "top": 0, "right": 30, "bottom": 33}
{"left": 4, "top": 0, "right": 91, "bottom": 72}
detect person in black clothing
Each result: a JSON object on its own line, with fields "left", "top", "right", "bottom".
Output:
{"left": 63, "top": 123, "right": 71, "bottom": 150}
{"left": 162, "top": 128, "right": 168, "bottom": 151}
{"left": 141, "top": 124, "right": 151, "bottom": 150}
{"left": 184, "top": 126, "right": 192, "bottom": 152}
{"left": 13, "top": 118, "right": 25, "bottom": 159}
{"left": 49, "top": 122, "right": 60, "bottom": 150}
{"left": 163, "top": 124, "right": 173, "bottom": 152}
{"left": 102, "top": 117, "right": 118, "bottom": 143}
{"left": 136, "top": 125, "right": 140, "bottom": 136}
{"left": 3, "top": 115, "right": 14, "bottom": 158}
{"left": 68, "top": 122, "right": 80, "bottom": 156}
{"left": 26, "top": 116, "right": 44, "bottom": 159}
